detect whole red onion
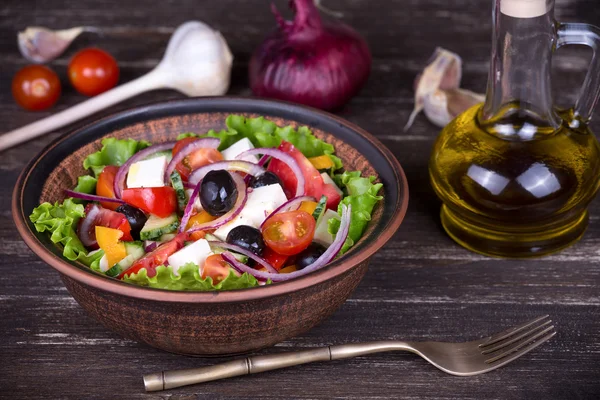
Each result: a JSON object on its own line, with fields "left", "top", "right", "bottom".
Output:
{"left": 249, "top": 0, "right": 372, "bottom": 110}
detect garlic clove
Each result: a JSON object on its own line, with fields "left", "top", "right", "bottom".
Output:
{"left": 405, "top": 47, "right": 485, "bottom": 131}
{"left": 18, "top": 26, "right": 85, "bottom": 63}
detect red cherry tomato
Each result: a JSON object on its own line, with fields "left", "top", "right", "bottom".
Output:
{"left": 172, "top": 138, "right": 224, "bottom": 181}
{"left": 202, "top": 254, "right": 233, "bottom": 283}
{"left": 78, "top": 203, "right": 133, "bottom": 249}
{"left": 268, "top": 141, "right": 341, "bottom": 210}
{"left": 118, "top": 233, "right": 188, "bottom": 279}
{"left": 261, "top": 210, "right": 316, "bottom": 256}
{"left": 96, "top": 166, "right": 119, "bottom": 210}
{"left": 262, "top": 247, "right": 288, "bottom": 271}
{"left": 122, "top": 187, "right": 177, "bottom": 218}
{"left": 12, "top": 65, "right": 61, "bottom": 111}
{"left": 68, "top": 48, "right": 119, "bottom": 96}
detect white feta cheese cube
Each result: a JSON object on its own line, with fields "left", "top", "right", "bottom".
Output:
{"left": 213, "top": 214, "right": 257, "bottom": 241}
{"left": 221, "top": 138, "right": 258, "bottom": 163}
{"left": 167, "top": 238, "right": 212, "bottom": 275}
{"left": 320, "top": 173, "right": 343, "bottom": 196}
{"left": 126, "top": 155, "right": 168, "bottom": 188}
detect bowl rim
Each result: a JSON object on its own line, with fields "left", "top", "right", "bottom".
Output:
{"left": 12, "top": 96, "right": 409, "bottom": 303}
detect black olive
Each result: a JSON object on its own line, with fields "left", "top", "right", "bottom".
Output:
{"left": 249, "top": 171, "right": 283, "bottom": 189}
{"left": 294, "top": 243, "right": 327, "bottom": 270}
{"left": 200, "top": 170, "right": 238, "bottom": 216}
{"left": 226, "top": 225, "right": 265, "bottom": 258}
{"left": 115, "top": 204, "right": 147, "bottom": 240}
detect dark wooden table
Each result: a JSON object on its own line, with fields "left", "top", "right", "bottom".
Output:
{"left": 2, "top": 0, "right": 600, "bottom": 399}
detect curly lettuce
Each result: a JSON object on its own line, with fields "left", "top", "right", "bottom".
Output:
{"left": 123, "top": 263, "right": 262, "bottom": 291}
{"left": 83, "top": 138, "right": 151, "bottom": 178}
{"left": 328, "top": 171, "right": 384, "bottom": 253}
{"left": 29, "top": 198, "right": 103, "bottom": 266}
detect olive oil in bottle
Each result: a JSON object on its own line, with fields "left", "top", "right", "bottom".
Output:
{"left": 429, "top": 0, "right": 600, "bottom": 257}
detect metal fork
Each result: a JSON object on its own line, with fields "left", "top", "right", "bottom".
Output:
{"left": 143, "top": 315, "right": 555, "bottom": 392}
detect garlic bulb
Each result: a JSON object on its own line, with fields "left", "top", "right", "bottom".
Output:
{"left": 405, "top": 47, "right": 485, "bottom": 130}
{"left": 18, "top": 26, "right": 85, "bottom": 63}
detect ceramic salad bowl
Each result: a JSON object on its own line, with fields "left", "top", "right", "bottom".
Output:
{"left": 12, "top": 97, "right": 408, "bottom": 355}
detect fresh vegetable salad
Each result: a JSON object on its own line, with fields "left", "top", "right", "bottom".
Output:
{"left": 30, "top": 115, "right": 383, "bottom": 291}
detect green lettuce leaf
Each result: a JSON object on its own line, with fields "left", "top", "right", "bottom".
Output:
{"left": 328, "top": 171, "right": 384, "bottom": 253}
{"left": 123, "top": 263, "right": 262, "bottom": 291}
{"left": 176, "top": 129, "right": 239, "bottom": 150}
{"left": 83, "top": 138, "right": 151, "bottom": 177}
{"left": 72, "top": 175, "right": 98, "bottom": 202}
{"left": 29, "top": 198, "right": 103, "bottom": 266}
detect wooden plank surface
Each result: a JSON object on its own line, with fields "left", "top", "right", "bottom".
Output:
{"left": 1, "top": 0, "right": 599, "bottom": 399}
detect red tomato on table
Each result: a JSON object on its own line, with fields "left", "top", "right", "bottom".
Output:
{"left": 12, "top": 65, "right": 61, "bottom": 111}
{"left": 122, "top": 187, "right": 177, "bottom": 218}
{"left": 261, "top": 210, "right": 316, "bottom": 256}
{"left": 68, "top": 48, "right": 119, "bottom": 96}
{"left": 267, "top": 141, "right": 341, "bottom": 210}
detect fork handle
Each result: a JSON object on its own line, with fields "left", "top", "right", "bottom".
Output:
{"left": 143, "top": 341, "right": 413, "bottom": 392}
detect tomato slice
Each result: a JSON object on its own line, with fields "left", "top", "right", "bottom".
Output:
{"left": 262, "top": 247, "right": 289, "bottom": 271}
{"left": 118, "top": 233, "right": 188, "bottom": 279}
{"left": 172, "top": 138, "right": 224, "bottom": 181}
{"left": 78, "top": 204, "right": 133, "bottom": 249}
{"left": 261, "top": 210, "right": 316, "bottom": 256}
{"left": 96, "top": 165, "right": 120, "bottom": 210}
{"left": 122, "top": 187, "right": 177, "bottom": 218}
{"left": 267, "top": 141, "right": 341, "bottom": 210}
{"left": 202, "top": 254, "right": 233, "bottom": 283}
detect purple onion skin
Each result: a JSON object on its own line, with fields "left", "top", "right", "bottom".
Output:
{"left": 249, "top": 0, "right": 371, "bottom": 111}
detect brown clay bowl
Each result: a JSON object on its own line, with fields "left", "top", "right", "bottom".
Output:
{"left": 13, "top": 97, "right": 408, "bottom": 356}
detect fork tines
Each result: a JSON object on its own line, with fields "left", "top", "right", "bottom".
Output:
{"left": 479, "top": 315, "right": 556, "bottom": 365}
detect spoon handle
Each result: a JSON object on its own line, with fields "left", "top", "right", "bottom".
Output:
{"left": 0, "top": 68, "right": 165, "bottom": 152}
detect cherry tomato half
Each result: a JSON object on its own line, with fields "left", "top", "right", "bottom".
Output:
{"left": 268, "top": 141, "right": 341, "bottom": 210}
{"left": 122, "top": 187, "right": 177, "bottom": 218}
{"left": 97, "top": 165, "right": 120, "bottom": 210}
{"left": 68, "top": 48, "right": 119, "bottom": 96}
{"left": 172, "top": 137, "right": 224, "bottom": 181}
{"left": 12, "top": 65, "right": 61, "bottom": 111}
{"left": 118, "top": 233, "right": 188, "bottom": 279}
{"left": 202, "top": 254, "right": 233, "bottom": 283}
{"left": 261, "top": 210, "right": 316, "bottom": 256}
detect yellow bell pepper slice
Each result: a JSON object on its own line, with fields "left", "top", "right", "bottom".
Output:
{"left": 298, "top": 201, "right": 318, "bottom": 215}
{"left": 186, "top": 210, "right": 217, "bottom": 230}
{"left": 308, "top": 155, "right": 334, "bottom": 170}
{"left": 96, "top": 226, "right": 127, "bottom": 268}
{"left": 279, "top": 265, "right": 298, "bottom": 274}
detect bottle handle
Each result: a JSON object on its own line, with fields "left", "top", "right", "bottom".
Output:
{"left": 556, "top": 23, "right": 600, "bottom": 126}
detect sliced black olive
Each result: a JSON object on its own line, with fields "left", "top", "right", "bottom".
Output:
{"left": 249, "top": 171, "right": 283, "bottom": 189}
{"left": 115, "top": 204, "right": 147, "bottom": 240}
{"left": 200, "top": 170, "right": 238, "bottom": 216}
{"left": 226, "top": 225, "right": 265, "bottom": 259}
{"left": 294, "top": 242, "right": 327, "bottom": 270}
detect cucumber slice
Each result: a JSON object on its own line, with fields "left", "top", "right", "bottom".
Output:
{"left": 170, "top": 171, "right": 187, "bottom": 213}
{"left": 205, "top": 233, "right": 220, "bottom": 241}
{"left": 140, "top": 213, "right": 179, "bottom": 241}
{"left": 144, "top": 150, "right": 173, "bottom": 162}
{"left": 211, "top": 247, "right": 249, "bottom": 263}
{"left": 313, "top": 209, "right": 341, "bottom": 246}
{"left": 105, "top": 241, "right": 145, "bottom": 277}
{"left": 312, "top": 195, "right": 328, "bottom": 221}
{"left": 159, "top": 233, "right": 177, "bottom": 242}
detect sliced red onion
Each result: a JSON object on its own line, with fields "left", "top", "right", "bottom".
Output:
{"left": 113, "top": 142, "right": 176, "bottom": 199}
{"left": 259, "top": 195, "right": 316, "bottom": 228}
{"left": 164, "top": 137, "right": 220, "bottom": 183}
{"left": 183, "top": 173, "right": 249, "bottom": 233}
{"left": 222, "top": 204, "right": 351, "bottom": 282}
{"left": 258, "top": 154, "right": 270, "bottom": 167}
{"left": 144, "top": 241, "right": 158, "bottom": 252}
{"left": 188, "top": 160, "right": 266, "bottom": 187}
{"left": 77, "top": 203, "right": 102, "bottom": 248}
{"left": 64, "top": 190, "right": 126, "bottom": 205}
{"left": 183, "top": 181, "right": 195, "bottom": 189}
{"left": 207, "top": 240, "right": 278, "bottom": 274}
{"left": 236, "top": 148, "right": 304, "bottom": 196}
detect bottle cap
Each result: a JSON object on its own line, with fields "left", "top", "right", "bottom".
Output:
{"left": 501, "top": 0, "right": 549, "bottom": 18}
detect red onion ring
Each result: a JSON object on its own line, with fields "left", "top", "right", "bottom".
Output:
{"left": 222, "top": 204, "right": 351, "bottom": 282}
{"left": 164, "top": 137, "right": 220, "bottom": 183}
{"left": 188, "top": 160, "right": 266, "bottom": 187}
{"left": 259, "top": 195, "right": 316, "bottom": 228}
{"left": 113, "top": 142, "right": 176, "bottom": 199}
{"left": 77, "top": 203, "right": 102, "bottom": 248}
{"left": 183, "top": 173, "right": 249, "bottom": 233}
{"left": 235, "top": 148, "right": 305, "bottom": 196}
{"left": 64, "top": 190, "right": 126, "bottom": 205}
{"left": 144, "top": 241, "right": 158, "bottom": 252}
{"left": 207, "top": 240, "right": 278, "bottom": 273}
{"left": 244, "top": 154, "right": 272, "bottom": 185}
